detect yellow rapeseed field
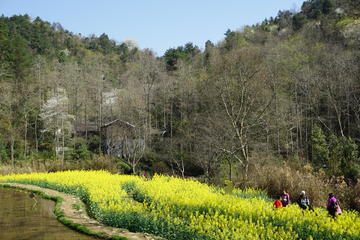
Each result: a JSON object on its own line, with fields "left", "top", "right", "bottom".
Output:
{"left": 0, "top": 170, "right": 359, "bottom": 239}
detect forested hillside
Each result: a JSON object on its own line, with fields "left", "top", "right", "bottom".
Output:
{"left": 1, "top": 0, "right": 360, "bottom": 188}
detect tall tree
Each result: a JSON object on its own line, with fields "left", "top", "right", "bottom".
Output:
{"left": 7, "top": 33, "right": 32, "bottom": 81}
{"left": 206, "top": 47, "right": 272, "bottom": 179}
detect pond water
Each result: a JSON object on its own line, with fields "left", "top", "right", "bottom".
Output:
{"left": 0, "top": 187, "right": 95, "bottom": 240}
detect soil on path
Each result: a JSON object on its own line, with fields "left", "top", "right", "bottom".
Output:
{"left": 0, "top": 183, "right": 160, "bottom": 240}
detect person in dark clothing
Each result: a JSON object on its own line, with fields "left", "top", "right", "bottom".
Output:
{"left": 281, "top": 189, "right": 290, "bottom": 207}
{"left": 327, "top": 193, "right": 342, "bottom": 218}
{"left": 297, "top": 191, "right": 315, "bottom": 212}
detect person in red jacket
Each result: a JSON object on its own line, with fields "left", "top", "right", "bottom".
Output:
{"left": 274, "top": 196, "right": 282, "bottom": 209}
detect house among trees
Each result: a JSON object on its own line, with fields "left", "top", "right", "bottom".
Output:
{"left": 101, "top": 119, "right": 144, "bottom": 157}
{"left": 74, "top": 118, "right": 102, "bottom": 138}
{"left": 74, "top": 118, "right": 144, "bottom": 157}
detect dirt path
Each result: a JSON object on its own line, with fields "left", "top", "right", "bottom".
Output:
{"left": 0, "top": 183, "right": 160, "bottom": 240}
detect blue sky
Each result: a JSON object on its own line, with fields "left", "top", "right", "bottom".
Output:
{"left": 1, "top": 0, "right": 305, "bottom": 56}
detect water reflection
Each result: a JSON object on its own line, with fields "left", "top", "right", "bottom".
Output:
{"left": 0, "top": 187, "right": 95, "bottom": 239}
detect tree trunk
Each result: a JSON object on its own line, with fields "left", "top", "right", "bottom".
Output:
{"left": 24, "top": 112, "right": 28, "bottom": 159}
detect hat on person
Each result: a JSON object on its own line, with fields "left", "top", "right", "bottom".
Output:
{"left": 300, "top": 191, "right": 305, "bottom": 196}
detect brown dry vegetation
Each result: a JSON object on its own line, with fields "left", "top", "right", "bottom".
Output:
{"left": 0, "top": 154, "right": 123, "bottom": 176}
{"left": 243, "top": 162, "right": 360, "bottom": 212}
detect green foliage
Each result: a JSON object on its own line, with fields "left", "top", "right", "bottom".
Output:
{"left": 89, "top": 135, "right": 102, "bottom": 154}
{"left": 321, "top": 0, "right": 335, "bottom": 14}
{"left": 65, "top": 37, "right": 73, "bottom": 49}
{"left": 277, "top": 10, "right": 293, "bottom": 21}
{"left": 65, "top": 139, "right": 92, "bottom": 161}
{"left": 164, "top": 48, "right": 189, "bottom": 71}
{"left": 72, "top": 203, "right": 81, "bottom": 211}
{"left": 224, "top": 29, "right": 237, "bottom": 50}
{"left": 311, "top": 127, "right": 360, "bottom": 177}
{"left": 303, "top": 0, "right": 334, "bottom": 19}
{"left": 117, "top": 160, "right": 132, "bottom": 174}
{"left": 13, "top": 140, "right": 25, "bottom": 160}
{"left": 328, "top": 134, "right": 342, "bottom": 175}
{"left": 6, "top": 33, "right": 33, "bottom": 79}
{"left": 328, "top": 135, "right": 360, "bottom": 177}
{"left": 121, "top": 179, "right": 136, "bottom": 193}
{"left": 0, "top": 21, "right": 9, "bottom": 56}
{"left": 292, "top": 13, "right": 309, "bottom": 31}
{"left": 112, "top": 236, "right": 128, "bottom": 240}
{"left": 310, "top": 125, "right": 329, "bottom": 168}
{"left": 232, "top": 188, "right": 271, "bottom": 201}
{"left": 99, "top": 33, "right": 112, "bottom": 54}
{"left": 0, "top": 139, "right": 9, "bottom": 162}
{"left": 105, "top": 72, "right": 117, "bottom": 87}
{"left": 205, "top": 40, "right": 214, "bottom": 52}
{"left": 118, "top": 43, "right": 129, "bottom": 62}
{"left": 0, "top": 13, "right": 131, "bottom": 66}
{"left": 37, "top": 149, "right": 55, "bottom": 159}
{"left": 336, "top": 17, "right": 356, "bottom": 30}
{"left": 88, "top": 40, "right": 98, "bottom": 50}
{"left": 338, "top": 136, "right": 360, "bottom": 179}
{"left": 163, "top": 42, "right": 199, "bottom": 71}
{"left": 78, "top": 144, "right": 91, "bottom": 160}
{"left": 58, "top": 51, "right": 70, "bottom": 63}
{"left": 152, "top": 161, "right": 170, "bottom": 174}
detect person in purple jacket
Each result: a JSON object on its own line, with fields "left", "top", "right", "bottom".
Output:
{"left": 280, "top": 189, "right": 290, "bottom": 207}
{"left": 327, "top": 193, "right": 342, "bottom": 218}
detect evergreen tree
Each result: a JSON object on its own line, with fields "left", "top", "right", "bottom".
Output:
{"left": 0, "top": 21, "right": 9, "bottom": 58}
{"left": 310, "top": 125, "right": 329, "bottom": 169}
{"left": 99, "top": 33, "right": 111, "bottom": 54}
{"left": 292, "top": 13, "right": 309, "bottom": 31}
{"left": 7, "top": 33, "right": 32, "bottom": 80}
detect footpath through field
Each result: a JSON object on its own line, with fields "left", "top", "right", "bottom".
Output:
{"left": 1, "top": 183, "right": 159, "bottom": 240}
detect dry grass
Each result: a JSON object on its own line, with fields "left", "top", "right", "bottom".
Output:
{"left": 0, "top": 163, "right": 35, "bottom": 175}
{"left": 0, "top": 154, "right": 123, "bottom": 176}
{"left": 244, "top": 162, "right": 360, "bottom": 211}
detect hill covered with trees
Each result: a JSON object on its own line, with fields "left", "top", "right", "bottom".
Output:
{"left": 1, "top": 0, "right": 360, "bottom": 206}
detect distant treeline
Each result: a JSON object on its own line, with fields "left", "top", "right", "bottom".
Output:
{"left": 0, "top": 0, "right": 360, "bottom": 183}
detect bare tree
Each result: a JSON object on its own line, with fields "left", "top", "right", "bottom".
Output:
{"left": 122, "top": 51, "right": 166, "bottom": 151}
{"left": 115, "top": 75, "right": 147, "bottom": 173}
{"left": 321, "top": 47, "right": 358, "bottom": 137}
{"left": 207, "top": 47, "right": 273, "bottom": 180}
{"left": 161, "top": 61, "right": 201, "bottom": 178}
{"left": 32, "top": 55, "right": 48, "bottom": 155}
{"left": 124, "top": 124, "right": 146, "bottom": 173}
{"left": 20, "top": 82, "right": 38, "bottom": 159}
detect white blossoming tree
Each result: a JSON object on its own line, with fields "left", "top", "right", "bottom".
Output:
{"left": 39, "top": 88, "right": 74, "bottom": 163}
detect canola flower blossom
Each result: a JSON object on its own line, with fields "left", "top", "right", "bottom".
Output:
{"left": 0, "top": 170, "right": 359, "bottom": 239}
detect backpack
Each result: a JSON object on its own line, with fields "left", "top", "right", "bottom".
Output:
{"left": 330, "top": 199, "right": 339, "bottom": 211}
{"left": 281, "top": 195, "right": 288, "bottom": 205}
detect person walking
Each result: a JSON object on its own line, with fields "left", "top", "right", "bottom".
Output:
{"left": 281, "top": 189, "right": 290, "bottom": 207}
{"left": 327, "top": 193, "right": 342, "bottom": 218}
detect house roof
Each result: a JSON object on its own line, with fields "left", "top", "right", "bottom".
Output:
{"left": 102, "top": 119, "right": 136, "bottom": 128}
{"left": 74, "top": 118, "right": 100, "bottom": 132}
{"left": 75, "top": 118, "right": 137, "bottom": 133}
